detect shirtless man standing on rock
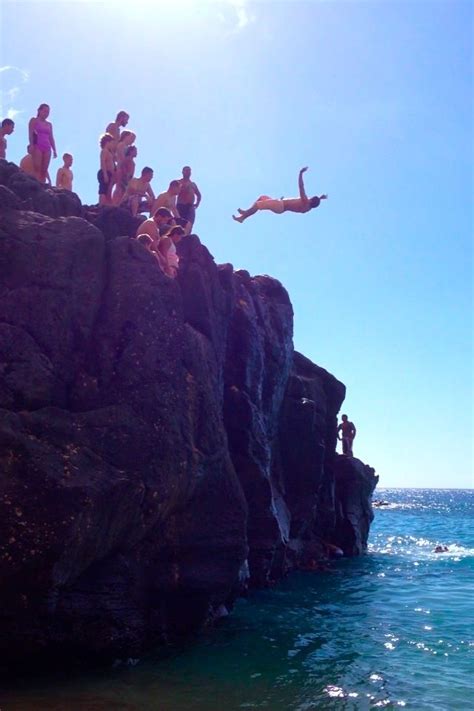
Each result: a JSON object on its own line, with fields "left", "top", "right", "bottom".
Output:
{"left": 233, "top": 167, "right": 327, "bottom": 223}
{"left": 177, "top": 166, "right": 201, "bottom": 231}
{"left": 337, "top": 414, "right": 356, "bottom": 457}
{"left": 105, "top": 110, "right": 130, "bottom": 155}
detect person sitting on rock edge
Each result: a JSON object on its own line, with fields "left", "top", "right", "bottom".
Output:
{"left": 135, "top": 208, "right": 174, "bottom": 241}
{"left": 135, "top": 210, "right": 162, "bottom": 247}
{"left": 19, "top": 150, "right": 35, "bottom": 176}
{"left": 135, "top": 208, "right": 174, "bottom": 272}
{"left": 135, "top": 233, "right": 165, "bottom": 268}
{"left": 20, "top": 148, "right": 51, "bottom": 184}
{"left": 159, "top": 224, "right": 185, "bottom": 279}
{"left": 233, "top": 167, "right": 327, "bottom": 223}
{"left": 121, "top": 166, "right": 155, "bottom": 216}
{"left": 153, "top": 206, "right": 176, "bottom": 236}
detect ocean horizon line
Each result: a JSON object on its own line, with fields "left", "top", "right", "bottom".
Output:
{"left": 376, "top": 486, "right": 473, "bottom": 491}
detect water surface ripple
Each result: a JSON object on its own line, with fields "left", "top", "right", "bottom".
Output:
{"left": 2, "top": 489, "right": 472, "bottom": 710}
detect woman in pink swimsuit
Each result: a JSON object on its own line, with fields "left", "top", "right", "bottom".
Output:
{"left": 28, "top": 104, "right": 57, "bottom": 183}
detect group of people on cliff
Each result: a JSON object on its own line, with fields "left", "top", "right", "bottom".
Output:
{"left": 1, "top": 105, "right": 330, "bottom": 232}
{"left": 2, "top": 109, "right": 356, "bottom": 440}
{"left": 1, "top": 109, "right": 75, "bottom": 194}
{"left": 0, "top": 106, "right": 202, "bottom": 232}
{"left": 97, "top": 110, "right": 202, "bottom": 278}
{"left": 2, "top": 103, "right": 330, "bottom": 283}
{"left": 1, "top": 106, "right": 202, "bottom": 280}
{"left": 97, "top": 110, "right": 201, "bottom": 228}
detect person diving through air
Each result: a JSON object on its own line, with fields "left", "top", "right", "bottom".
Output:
{"left": 232, "top": 167, "right": 327, "bottom": 223}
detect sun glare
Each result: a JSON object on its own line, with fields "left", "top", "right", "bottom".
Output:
{"left": 91, "top": 0, "right": 253, "bottom": 28}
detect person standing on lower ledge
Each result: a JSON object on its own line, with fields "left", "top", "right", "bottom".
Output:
{"left": 232, "top": 167, "right": 327, "bottom": 222}
{"left": 337, "top": 414, "right": 356, "bottom": 457}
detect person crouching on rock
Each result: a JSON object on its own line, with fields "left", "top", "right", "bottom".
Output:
{"left": 135, "top": 208, "right": 175, "bottom": 272}
{"left": 20, "top": 147, "right": 52, "bottom": 185}
{"left": 135, "top": 233, "right": 166, "bottom": 269}
{"left": 121, "top": 167, "right": 155, "bottom": 216}
{"left": 158, "top": 225, "right": 185, "bottom": 279}
{"left": 233, "top": 167, "right": 327, "bottom": 223}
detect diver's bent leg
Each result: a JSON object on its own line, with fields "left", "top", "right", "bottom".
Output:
{"left": 234, "top": 203, "right": 258, "bottom": 222}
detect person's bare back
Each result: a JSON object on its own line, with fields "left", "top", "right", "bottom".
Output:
{"left": 151, "top": 181, "right": 180, "bottom": 218}
{"left": 135, "top": 217, "right": 160, "bottom": 245}
{"left": 281, "top": 197, "right": 312, "bottom": 213}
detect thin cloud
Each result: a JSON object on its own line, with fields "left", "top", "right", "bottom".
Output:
{"left": 0, "top": 65, "right": 29, "bottom": 121}
{"left": 6, "top": 108, "right": 23, "bottom": 120}
{"left": 232, "top": 0, "right": 253, "bottom": 30}
{"left": 0, "top": 65, "right": 30, "bottom": 83}
{"left": 5, "top": 87, "right": 20, "bottom": 102}
{"left": 220, "top": 0, "right": 256, "bottom": 34}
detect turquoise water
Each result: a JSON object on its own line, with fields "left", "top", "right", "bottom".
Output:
{"left": 2, "top": 489, "right": 473, "bottom": 710}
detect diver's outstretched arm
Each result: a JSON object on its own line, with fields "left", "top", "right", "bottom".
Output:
{"left": 298, "top": 167, "right": 308, "bottom": 201}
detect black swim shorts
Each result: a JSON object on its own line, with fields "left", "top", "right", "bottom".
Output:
{"left": 97, "top": 170, "right": 113, "bottom": 195}
{"left": 177, "top": 203, "right": 195, "bottom": 224}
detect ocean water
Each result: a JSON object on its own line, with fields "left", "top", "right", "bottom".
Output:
{"left": 2, "top": 488, "right": 473, "bottom": 710}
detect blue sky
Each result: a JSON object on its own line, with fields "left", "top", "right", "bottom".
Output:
{"left": 1, "top": 0, "right": 472, "bottom": 488}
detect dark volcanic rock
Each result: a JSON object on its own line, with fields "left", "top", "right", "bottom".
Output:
{"left": 84, "top": 205, "right": 143, "bottom": 241}
{"left": 0, "top": 159, "right": 82, "bottom": 217}
{"left": 333, "top": 455, "right": 378, "bottom": 555}
{"left": 223, "top": 269, "right": 294, "bottom": 585}
{"left": 0, "top": 165, "right": 377, "bottom": 667}
{"left": 275, "top": 352, "right": 346, "bottom": 569}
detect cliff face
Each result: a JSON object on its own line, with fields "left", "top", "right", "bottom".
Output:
{"left": 0, "top": 161, "right": 378, "bottom": 665}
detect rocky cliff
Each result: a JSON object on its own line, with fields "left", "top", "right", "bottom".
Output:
{"left": 0, "top": 160, "right": 378, "bottom": 667}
